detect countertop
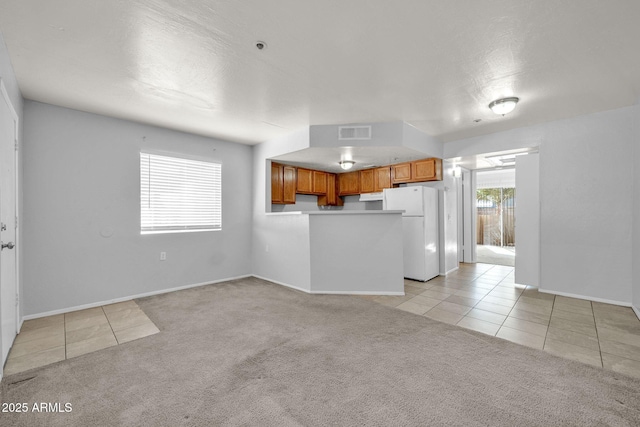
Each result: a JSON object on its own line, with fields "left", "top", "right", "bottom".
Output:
{"left": 265, "top": 210, "right": 403, "bottom": 216}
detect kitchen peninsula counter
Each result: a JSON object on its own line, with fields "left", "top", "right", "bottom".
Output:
{"left": 266, "top": 210, "right": 403, "bottom": 215}
{"left": 259, "top": 210, "right": 404, "bottom": 295}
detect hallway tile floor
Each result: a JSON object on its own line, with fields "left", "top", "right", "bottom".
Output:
{"left": 362, "top": 263, "right": 640, "bottom": 379}
{"left": 4, "top": 300, "right": 159, "bottom": 376}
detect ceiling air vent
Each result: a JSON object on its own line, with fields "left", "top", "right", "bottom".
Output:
{"left": 338, "top": 125, "right": 371, "bottom": 140}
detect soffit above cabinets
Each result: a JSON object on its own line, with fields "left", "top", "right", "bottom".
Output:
{"left": 1, "top": 1, "right": 639, "bottom": 144}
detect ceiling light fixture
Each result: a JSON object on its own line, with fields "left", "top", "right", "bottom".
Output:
{"left": 489, "top": 97, "right": 519, "bottom": 115}
{"left": 339, "top": 160, "right": 355, "bottom": 170}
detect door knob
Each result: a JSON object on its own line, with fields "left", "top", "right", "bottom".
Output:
{"left": 1, "top": 241, "right": 14, "bottom": 250}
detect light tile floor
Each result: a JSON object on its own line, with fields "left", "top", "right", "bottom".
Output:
{"left": 361, "top": 263, "right": 640, "bottom": 379}
{"left": 4, "top": 300, "right": 159, "bottom": 376}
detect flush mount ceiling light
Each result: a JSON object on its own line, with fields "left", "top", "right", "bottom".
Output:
{"left": 489, "top": 97, "right": 519, "bottom": 115}
{"left": 339, "top": 160, "right": 355, "bottom": 170}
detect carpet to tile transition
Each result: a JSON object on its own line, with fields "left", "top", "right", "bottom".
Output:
{"left": 1, "top": 277, "right": 639, "bottom": 426}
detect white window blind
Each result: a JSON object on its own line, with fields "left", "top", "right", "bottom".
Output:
{"left": 140, "top": 152, "right": 221, "bottom": 234}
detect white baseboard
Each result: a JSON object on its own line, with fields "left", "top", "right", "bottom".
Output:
{"left": 537, "top": 288, "right": 631, "bottom": 308}
{"left": 633, "top": 305, "right": 640, "bottom": 321}
{"left": 252, "top": 275, "right": 404, "bottom": 296}
{"left": 309, "top": 290, "right": 404, "bottom": 296}
{"left": 252, "top": 275, "right": 311, "bottom": 294}
{"left": 443, "top": 266, "right": 460, "bottom": 276}
{"left": 22, "top": 274, "right": 252, "bottom": 321}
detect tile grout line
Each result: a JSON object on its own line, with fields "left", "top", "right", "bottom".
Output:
{"left": 494, "top": 276, "right": 522, "bottom": 337}
{"left": 455, "top": 269, "right": 514, "bottom": 335}
{"left": 102, "top": 306, "right": 121, "bottom": 345}
{"left": 591, "top": 301, "right": 604, "bottom": 368}
{"left": 541, "top": 296, "right": 556, "bottom": 351}
{"left": 64, "top": 313, "right": 68, "bottom": 360}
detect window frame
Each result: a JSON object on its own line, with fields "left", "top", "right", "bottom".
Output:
{"left": 140, "top": 151, "right": 222, "bottom": 235}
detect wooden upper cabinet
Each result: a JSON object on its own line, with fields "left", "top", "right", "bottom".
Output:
{"left": 318, "top": 173, "right": 343, "bottom": 206}
{"left": 296, "top": 168, "right": 314, "bottom": 194}
{"left": 412, "top": 158, "right": 442, "bottom": 182}
{"left": 274, "top": 158, "right": 441, "bottom": 205}
{"left": 297, "top": 168, "right": 327, "bottom": 195}
{"left": 271, "top": 163, "right": 284, "bottom": 204}
{"left": 374, "top": 166, "right": 391, "bottom": 192}
{"left": 391, "top": 158, "right": 443, "bottom": 184}
{"left": 271, "top": 162, "right": 296, "bottom": 204}
{"left": 359, "top": 169, "right": 375, "bottom": 193}
{"left": 338, "top": 171, "right": 360, "bottom": 195}
{"left": 391, "top": 162, "right": 412, "bottom": 184}
{"left": 283, "top": 165, "right": 297, "bottom": 204}
{"left": 312, "top": 171, "right": 327, "bottom": 194}
{"left": 360, "top": 167, "right": 391, "bottom": 193}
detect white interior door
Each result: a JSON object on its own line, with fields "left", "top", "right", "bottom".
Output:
{"left": 515, "top": 153, "right": 540, "bottom": 286}
{"left": 0, "top": 80, "right": 18, "bottom": 366}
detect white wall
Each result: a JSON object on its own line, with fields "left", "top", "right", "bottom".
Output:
{"left": 252, "top": 128, "right": 312, "bottom": 288}
{"left": 514, "top": 154, "right": 540, "bottom": 287}
{"left": 309, "top": 213, "right": 403, "bottom": 293}
{"left": 255, "top": 213, "right": 311, "bottom": 292}
{"left": 446, "top": 106, "right": 636, "bottom": 305}
{"left": 402, "top": 122, "right": 443, "bottom": 159}
{"left": 22, "top": 101, "right": 253, "bottom": 316}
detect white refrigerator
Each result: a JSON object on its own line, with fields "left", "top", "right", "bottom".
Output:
{"left": 383, "top": 186, "right": 439, "bottom": 282}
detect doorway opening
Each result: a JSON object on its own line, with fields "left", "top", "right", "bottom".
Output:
{"left": 475, "top": 169, "right": 515, "bottom": 266}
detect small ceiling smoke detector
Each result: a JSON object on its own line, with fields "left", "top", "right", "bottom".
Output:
{"left": 489, "top": 97, "right": 519, "bottom": 115}
{"left": 256, "top": 41, "right": 267, "bottom": 50}
{"left": 339, "top": 160, "right": 355, "bottom": 170}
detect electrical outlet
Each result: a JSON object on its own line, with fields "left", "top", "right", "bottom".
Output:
{"left": 160, "top": 252, "right": 166, "bottom": 261}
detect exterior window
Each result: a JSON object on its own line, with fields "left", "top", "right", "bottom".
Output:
{"left": 140, "top": 152, "right": 221, "bottom": 234}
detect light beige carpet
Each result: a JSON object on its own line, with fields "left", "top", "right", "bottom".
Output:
{"left": 2, "top": 277, "right": 639, "bottom": 426}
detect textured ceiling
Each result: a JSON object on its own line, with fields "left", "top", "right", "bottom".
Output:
{"left": 1, "top": 1, "right": 639, "bottom": 145}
